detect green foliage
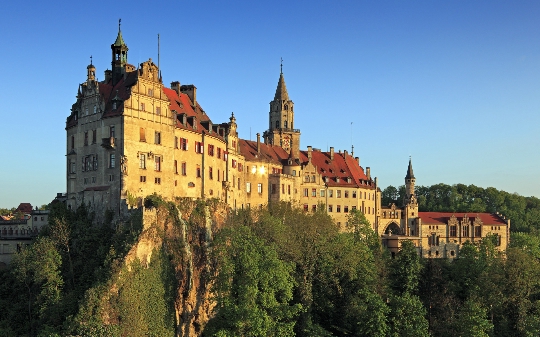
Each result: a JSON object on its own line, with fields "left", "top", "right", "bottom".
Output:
{"left": 206, "top": 225, "right": 301, "bottom": 336}
{"left": 388, "top": 293, "right": 429, "bottom": 337}
{"left": 390, "top": 240, "right": 422, "bottom": 295}
{"left": 453, "top": 299, "right": 493, "bottom": 337}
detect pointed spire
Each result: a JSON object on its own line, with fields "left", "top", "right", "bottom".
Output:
{"left": 114, "top": 18, "right": 126, "bottom": 46}
{"left": 274, "top": 72, "right": 290, "bottom": 101}
{"left": 406, "top": 157, "right": 415, "bottom": 179}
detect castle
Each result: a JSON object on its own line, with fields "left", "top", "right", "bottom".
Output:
{"left": 65, "top": 25, "right": 509, "bottom": 257}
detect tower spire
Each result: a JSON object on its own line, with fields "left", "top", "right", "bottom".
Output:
{"left": 280, "top": 57, "right": 283, "bottom": 74}
{"left": 111, "top": 19, "right": 129, "bottom": 85}
{"left": 406, "top": 157, "right": 415, "bottom": 179}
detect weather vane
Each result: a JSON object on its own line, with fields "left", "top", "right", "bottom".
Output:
{"left": 280, "top": 57, "right": 283, "bottom": 74}
{"left": 119, "top": 18, "right": 121, "bottom": 31}
{"left": 90, "top": 55, "right": 92, "bottom": 65}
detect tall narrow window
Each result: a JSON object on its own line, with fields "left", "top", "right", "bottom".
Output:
{"left": 257, "top": 183, "right": 263, "bottom": 194}
{"left": 155, "top": 132, "right": 161, "bottom": 145}
{"left": 209, "top": 167, "right": 213, "bottom": 179}
{"left": 155, "top": 107, "right": 161, "bottom": 115}
{"left": 92, "top": 130, "right": 97, "bottom": 144}
{"left": 155, "top": 156, "right": 161, "bottom": 171}
{"left": 110, "top": 154, "right": 116, "bottom": 168}
{"left": 139, "top": 154, "right": 146, "bottom": 169}
{"left": 181, "top": 162, "right": 187, "bottom": 176}
{"left": 174, "top": 136, "right": 178, "bottom": 149}
{"left": 84, "top": 131, "right": 88, "bottom": 146}
{"left": 174, "top": 160, "right": 178, "bottom": 174}
{"left": 140, "top": 128, "right": 146, "bottom": 142}
{"left": 71, "top": 135, "right": 74, "bottom": 149}
{"left": 110, "top": 126, "right": 115, "bottom": 138}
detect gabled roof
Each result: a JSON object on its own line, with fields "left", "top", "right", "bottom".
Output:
{"left": 16, "top": 203, "right": 32, "bottom": 214}
{"left": 418, "top": 212, "right": 507, "bottom": 226}
{"left": 304, "top": 150, "right": 373, "bottom": 188}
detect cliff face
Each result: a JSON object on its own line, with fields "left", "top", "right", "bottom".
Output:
{"left": 76, "top": 199, "right": 228, "bottom": 337}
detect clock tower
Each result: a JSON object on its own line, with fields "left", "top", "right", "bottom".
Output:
{"left": 263, "top": 66, "right": 301, "bottom": 158}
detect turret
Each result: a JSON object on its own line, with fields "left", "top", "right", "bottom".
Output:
{"left": 111, "top": 19, "right": 129, "bottom": 85}
{"left": 405, "top": 158, "right": 416, "bottom": 198}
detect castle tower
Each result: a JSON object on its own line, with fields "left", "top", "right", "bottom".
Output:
{"left": 404, "top": 158, "right": 418, "bottom": 236}
{"left": 111, "top": 20, "right": 128, "bottom": 85}
{"left": 263, "top": 66, "right": 301, "bottom": 158}
{"left": 405, "top": 158, "right": 415, "bottom": 199}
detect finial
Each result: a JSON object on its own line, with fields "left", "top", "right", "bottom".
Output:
{"left": 231, "top": 112, "right": 235, "bottom": 117}
{"left": 280, "top": 57, "right": 283, "bottom": 74}
{"left": 90, "top": 55, "right": 93, "bottom": 65}
{"left": 118, "top": 18, "right": 121, "bottom": 32}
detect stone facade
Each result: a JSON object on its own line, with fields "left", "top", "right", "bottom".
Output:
{"left": 65, "top": 27, "right": 509, "bottom": 256}
{"left": 65, "top": 27, "right": 377, "bottom": 227}
{"left": 379, "top": 160, "right": 510, "bottom": 258}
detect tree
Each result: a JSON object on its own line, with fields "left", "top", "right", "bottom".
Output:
{"left": 388, "top": 293, "right": 429, "bottom": 337}
{"left": 454, "top": 299, "right": 493, "bottom": 337}
{"left": 390, "top": 240, "right": 422, "bottom": 295}
{"left": 206, "top": 225, "right": 302, "bottom": 337}
{"left": 382, "top": 186, "right": 399, "bottom": 206}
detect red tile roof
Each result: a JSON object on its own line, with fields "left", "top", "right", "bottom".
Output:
{"left": 16, "top": 203, "right": 33, "bottom": 214}
{"left": 303, "top": 150, "right": 373, "bottom": 188}
{"left": 239, "top": 140, "right": 289, "bottom": 165}
{"left": 418, "top": 212, "right": 507, "bottom": 226}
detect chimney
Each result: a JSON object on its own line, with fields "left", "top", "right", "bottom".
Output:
{"left": 330, "top": 147, "right": 334, "bottom": 160}
{"left": 180, "top": 84, "right": 197, "bottom": 107}
{"left": 366, "top": 167, "right": 371, "bottom": 179}
{"left": 256, "top": 133, "right": 261, "bottom": 153}
{"left": 171, "top": 81, "right": 181, "bottom": 95}
{"left": 104, "top": 69, "right": 112, "bottom": 83}
{"left": 344, "top": 150, "right": 348, "bottom": 158}
{"left": 307, "top": 146, "right": 312, "bottom": 162}
{"left": 355, "top": 156, "right": 360, "bottom": 165}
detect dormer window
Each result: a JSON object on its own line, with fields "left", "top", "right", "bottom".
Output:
{"left": 112, "top": 102, "right": 117, "bottom": 110}
{"left": 347, "top": 177, "right": 351, "bottom": 183}
{"left": 336, "top": 177, "right": 340, "bottom": 183}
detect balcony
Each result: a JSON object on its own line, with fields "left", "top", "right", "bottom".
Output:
{"left": 101, "top": 137, "right": 116, "bottom": 149}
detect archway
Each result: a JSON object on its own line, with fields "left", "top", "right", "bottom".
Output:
{"left": 384, "top": 222, "right": 401, "bottom": 235}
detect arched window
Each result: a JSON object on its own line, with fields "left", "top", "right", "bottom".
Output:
{"left": 275, "top": 120, "right": 279, "bottom": 129}
{"left": 284, "top": 121, "right": 288, "bottom": 128}
{"left": 284, "top": 104, "right": 288, "bottom": 110}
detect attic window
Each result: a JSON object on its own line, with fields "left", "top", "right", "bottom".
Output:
{"left": 347, "top": 177, "right": 351, "bottom": 183}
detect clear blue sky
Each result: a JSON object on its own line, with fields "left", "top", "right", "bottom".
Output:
{"left": 0, "top": 0, "right": 539, "bottom": 208}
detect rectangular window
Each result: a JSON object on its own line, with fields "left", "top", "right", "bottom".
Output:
{"left": 344, "top": 191, "right": 349, "bottom": 198}
{"left": 91, "top": 176, "right": 96, "bottom": 183}
{"left": 352, "top": 191, "right": 357, "bottom": 198}
{"left": 155, "top": 177, "right": 161, "bottom": 184}
{"left": 462, "top": 225, "right": 469, "bottom": 237}
{"left": 232, "top": 159, "right": 237, "bottom": 168}
{"left": 352, "top": 206, "right": 357, "bottom": 211}
{"left": 148, "top": 88, "right": 153, "bottom": 96}
{"left": 272, "top": 184, "right": 277, "bottom": 194}
{"left": 303, "top": 188, "right": 308, "bottom": 197}
{"left": 140, "top": 128, "right": 146, "bottom": 142}
{"left": 282, "top": 184, "right": 285, "bottom": 194}
{"left": 195, "top": 141, "right": 204, "bottom": 154}
{"left": 474, "top": 226, "right": 481, "bottom": 237}
{"left": 71, "top": 135, "right": 75, "bottom": 149}
{"left": 312, "top": 188, "right": 317, "bottom": 197}
{"left": 208, "top": 144, "right": 214, "bottom": 156}
{"left": 328, "top": 205, "right": 333, "bottom": 212}
{"left": 246, "top": 182, "right": 251, "bottom": 193}
{"left": 196, "top": 166, "right": 201, "bottom": 178}
{"left": 257, "top": 183, "right": 263, "bottom": 194}
{"left": 329, "top": 190, "right": 333, "bottom": 198}
{"left": 238, "top": 178, "right": 241, "bottom": 190}
{"left": 288, "top": 185, "right": 291, "bottom": 195}
{"left": 109, "top": 174, "right": 114, "bottom": 182}
{"left": 139, "top": 154, "right": 146, "bottom": 169}
{"left": 209, "top": 167, "right": 213, "bottom": 179}
{"left": 344, "top": 206, "right": 349, "bottom": 213}
{"left": 70, "top": 161, "right": 76, "bottom": 173}
{"left": 337, "top": 205, "right": 341, "bottom": 213}
{"left": 92, "top": 130, "right": 97, "bottom": 144}
{"left": 450, "top": 226, "right": 457, "bottom": 237}
{"left": 303, "top": 204, "right": 309, "bottom": 212}
{"left": 155, "top": 131, "right": 161, "bottom": 145}
{"left": 312, "top": 205, "right": 317, "bottom": 212}
{"left": 84, "top": 131, "right": 88, "bottom": 146}
{"left": 175, "top": 136, "right": 178, "bottom": 149}
{"left": 337, "top": 190, "right": 342, "bottom": 198}
{"left": 140, "top": 102, "right": 145, "bottom": 111}
{"left": 140, "top": 176, "right": 146, "bottom": 182}
{"left": 93, "top": 155, "right": 98, "bottom": 170}
{"left": 218, "top": 169, "right": 221, "bottom": 181}
{"left": 110, "top": 154, "right": 116, "bottom": 168}
{"left": 320, "top": 189, "right": 325, "bottom": 197}
{"left": 181, "top": 162, "right": 187, "bottom": 176}
{"left": 238, "top": 163, "right": 243, "bottom": 172}
{"left": 217, "top": 147, "right": 222, "bottom": 159}
{"left": 155, "top": 107, "right": 161, "bottom": 115}
{"left": 154, "top": 156, "right": 161, "bottom": 171}
{"left": 110, "top": 126, "right": 115, "bottom": 138}
{"left": 180, "top": 138, "right": 188, "bottom": 150}
{"left": 174, "top": 160, "right": 178, "bottom": 174}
